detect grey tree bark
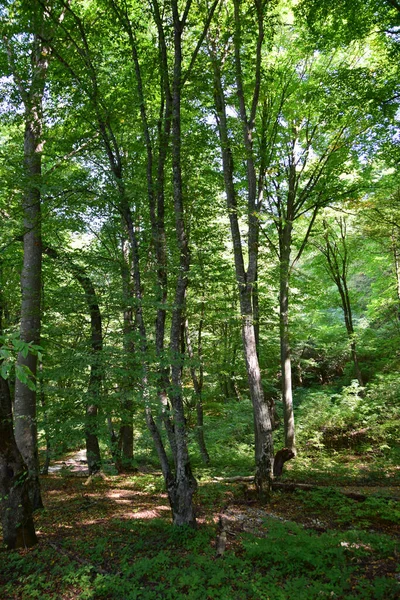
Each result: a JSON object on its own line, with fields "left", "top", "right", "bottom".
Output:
{"left": 47, "top": 0, "right": 219, "bottom": 526}
{"left": 279, "top": 220, "right": 296, "bottom": 454}
{"left": 8, "top": 5, "right": 50, "bottom": 511}
{"left": 210, "top": 0, "right": 275, "bottom": 497}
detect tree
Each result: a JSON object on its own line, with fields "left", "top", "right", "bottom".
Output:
{"left": 259, "top": 47, "right": 370, "bottom": 455}
{"left": 44, "top": 247, "right": 104, "bottom": 474}
{"left": 209, "top": 0, "right": 275, "bottom": 496}
{"left": 1, "top": 0, "right": 57, "bottom": 510}
{"left": 318, "top": 216, "right": 364, "bottom": 387}
{"left": 41, "top": 0, "right": 220, "bottom": 525}
{"left": 0, "top": 374, "right": 37, "bottom": 549}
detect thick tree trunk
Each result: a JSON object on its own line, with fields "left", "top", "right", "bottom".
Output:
{"left": 279, "top": 223, "right": 296, "bottom": 455}
{"left": 0, "top": 377, "right": 37, "bottom": 549}
{"left": 85, "top": 404, "right": 101, "bottom": 475}
{"left": 14, "top": 78, "right": 46, "bottom": 512}
{"left": 164, "top": 8, "right": 197, "bottom": 526}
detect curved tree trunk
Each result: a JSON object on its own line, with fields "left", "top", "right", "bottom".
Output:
{"left": 44, "top": 247, "right": 104, "bottom": 475}
{"left": 321, "top": 218, "right": 364, "bottom": 388}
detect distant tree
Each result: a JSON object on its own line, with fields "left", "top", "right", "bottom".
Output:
{"left": 318, "top": 217, "right": 364, "bottom": 387}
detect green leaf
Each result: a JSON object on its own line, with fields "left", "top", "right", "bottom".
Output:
{"left": 1, "top": 361, "right": 11, "bottom": 380}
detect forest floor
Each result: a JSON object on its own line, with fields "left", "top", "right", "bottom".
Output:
{"left": 1, "top": 450, "right": 399, "bottom": 599}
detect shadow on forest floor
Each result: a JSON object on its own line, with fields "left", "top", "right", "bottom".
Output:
{"left": 0, "top": 452, "right": 399, "bottom": 599}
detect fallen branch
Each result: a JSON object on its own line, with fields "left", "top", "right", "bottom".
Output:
{"left": 211, "top": 477, "right": 399, "bottom": 501}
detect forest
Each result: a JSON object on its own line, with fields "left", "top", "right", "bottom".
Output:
{"left": 0, "top": 0, "right": 399, "bottom": 598}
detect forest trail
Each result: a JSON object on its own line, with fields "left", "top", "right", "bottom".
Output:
{"left": 48, "top": 449, "right": 89, "bottom": 475}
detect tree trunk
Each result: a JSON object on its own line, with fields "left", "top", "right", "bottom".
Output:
{"left": 391, "top": 230, "right": 400, "bottom": 321}
{"left": 241, "top": 293, "right": 274, "bottom": 497}
{"left": 279, "top": 222, "right": 296, "bottom": 455}
{"left": 14, "top": 39, "right": 47, "bottom": 509}
{"left": 0, "top": 377, "right": 37, "bottom": 549}
{"left": 185, "top": 319, "right": 210, "bottom": 465}
{"left": 211, "top": 36, "right": 274, "bottom": 496}
{"left": 322, "top": 219, "right": 364, "bottom": 388}
{"left": 117, "top": 236, "right": 135, "bottom": 472}
{"left": 164, "top": 4, "right": 197, "bottom": 526}
{"left": 38, "top": 361, "right": 51, "bottom": 475}
{"left": 44, "top": 247, "right": 104, "bottom": 474}
{"left": 74, "top": 270, "right": 103, "bottom": 475}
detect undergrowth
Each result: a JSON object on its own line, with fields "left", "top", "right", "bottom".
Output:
{"left": 1, "top": 517, "right": 398, "bottom": 599}
{"left": 2, "top": 374, "right": 400, "bottom": 599}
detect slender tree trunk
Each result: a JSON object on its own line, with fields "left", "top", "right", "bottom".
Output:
{"left": 73, "top": 270, "right": 103, "bottom": 475}
{"left": 253, "top": 275, "right": 260, "bottom": 358}
{"left": 44, "top": 246, "right": 104, "bottom": 473}
{"left": 185, "top": 319, "right": 210, "bottom": 465}
{"left": 117, "top": 236, "right": 135, "bottom": 471}
{"left": 38, "top": 361, "right": 51, "bottom": 475}
{"left": 322, "top": 219, "right": 364, "bottom": 388}
{"left": 341, "top": 284, "right": 364, "bottom": 387}
{"left": 391, "top": 230, "right": 400, "bottom": 321}
{"left": 0, "top": 376, "right": 37, "bottom": 549}
{"left": 279, "top": 222, "right": 296, "bottom": 454}
{"left": 212, "top": 40, "right": 274, "bottom": 496}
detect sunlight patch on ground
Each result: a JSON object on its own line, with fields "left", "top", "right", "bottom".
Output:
{"left": 121, "top": 507, "right": 170, "bottom": 519}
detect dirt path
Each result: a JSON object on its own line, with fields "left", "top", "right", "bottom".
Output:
{"left": 48, "top": 449, "right": 89, "bottom": 475}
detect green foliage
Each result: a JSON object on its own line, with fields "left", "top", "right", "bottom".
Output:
{"left": 2, "top": 515, "right": 398, "bottom": 599}
{"left": 294, "top": 487, "right": 400, "bottom": 527}
{"left": 189, "top": 399, "right": 254, "bottom": 474}
{"left": 0, "top": 332, "right": 42, "bottom": 390}
{"left": 294, "top": 373, "right": 400, "bottom": 453}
